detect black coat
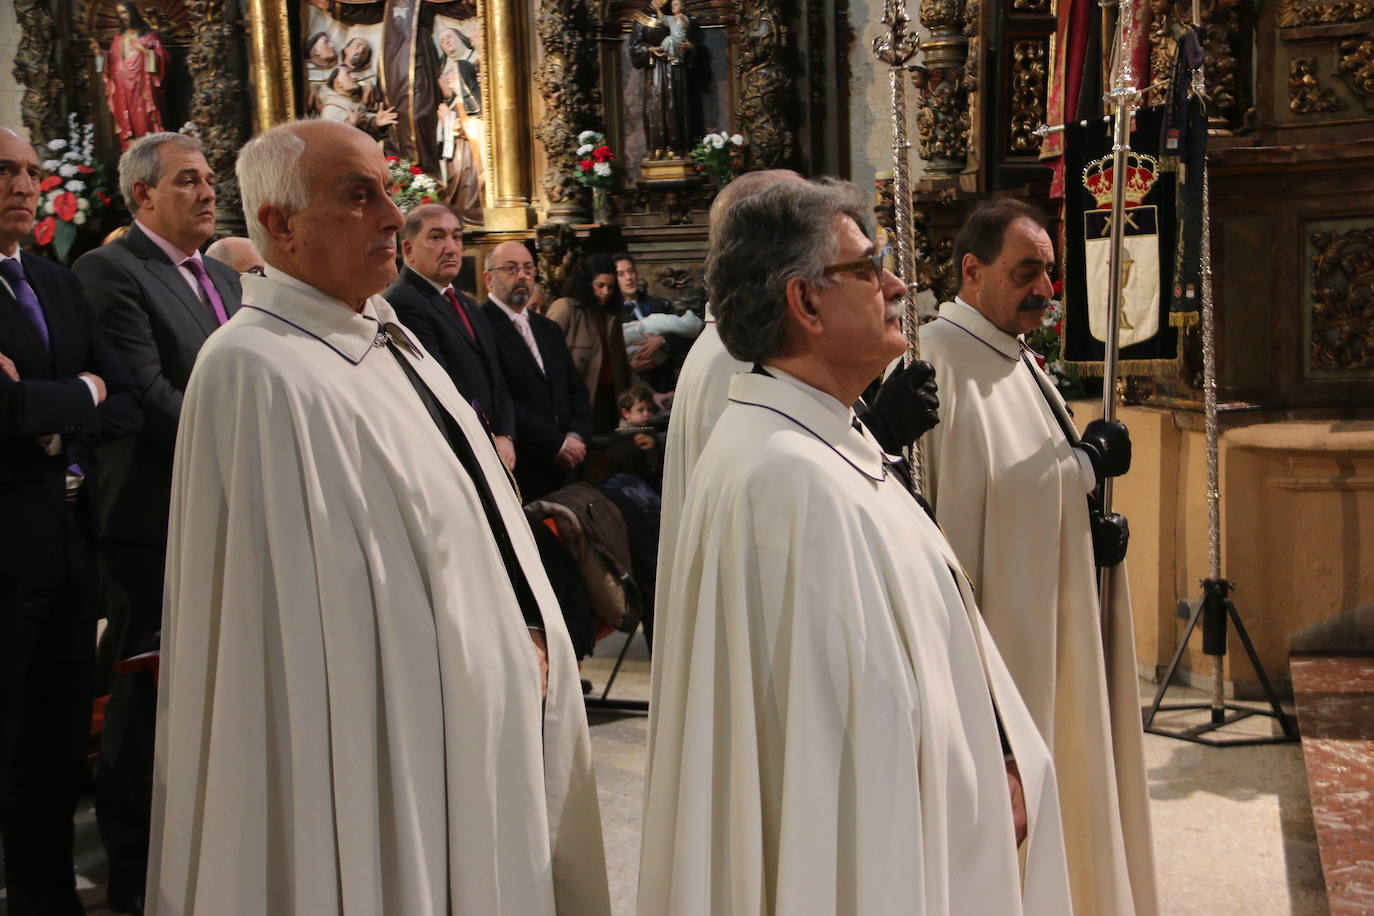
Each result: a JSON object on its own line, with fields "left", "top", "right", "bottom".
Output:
{"left": 73, "top": 222, "right": 241, "bottom": 545}
{"left": 479, "top": 299, "right": 591, "bottom": 502}
{"left": 0, "top": 250, "right": 142, "bottom": 576}
{"left": 385, "top": 267, "right": 514, "bottom": 438}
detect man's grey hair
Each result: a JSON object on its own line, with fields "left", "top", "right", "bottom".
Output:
{"left": 708, "top": 178, "right": 870, "bottom": 364}
{"left": 236, "top": 123, "right": 311, "bottom": 251}
{"left": 119, "top": 132, "right": 203, "bottom": 214}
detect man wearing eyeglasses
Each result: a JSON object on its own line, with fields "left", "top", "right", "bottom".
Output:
{"left": 918, "top": 199, "right": 1156, "bottom": 916}
{"left": 641, "top": 178, "right": 1073, "bottom": 916}
{"left": 479, "top": 240, "right": 591, "bottom": 501}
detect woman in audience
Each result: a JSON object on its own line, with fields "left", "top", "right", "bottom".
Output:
{"left": 547, "top": 253, "right": 633, "bottom": 433}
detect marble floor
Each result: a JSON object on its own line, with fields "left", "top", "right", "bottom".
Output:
{"left": 0, "top": 632, "right": 1332, "bottom": 915}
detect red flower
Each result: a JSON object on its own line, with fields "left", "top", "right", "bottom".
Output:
{"left": 39, "top": 175, "right": 62, "bottom": 191}
{"left": 409, "top": 165, "right": 424, "bottom": 175}
{"left": 96, "top": 191, "right": 110, "bottom": 205}
{"left": 592, "top": 145, "right": 613, "bottom": 162}
{"left": 77, "top": 164, "right": 94, "bottom": 174}
{"left": 53, "top": 191, "right": 79, "bottom": 221}
{"left": 386, "top": 155, "right": 400, "bottom": 163}
{"left": 579, "top": 159, "right": 593, "bottom": 171}
{"left": 420, "top": 196, "right": 432, "bottom": 203}
{"left": 33, "top": 216, "right": 56, "bottom": 246}
{"left": 1054, "top": 320, "right": 1063, "bottom": 336}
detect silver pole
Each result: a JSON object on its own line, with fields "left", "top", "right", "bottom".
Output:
{"left": 1096, "top": 0, "right": 1141, "bottom": 610}
{"left": 873, "top": 0, "right": 924, "bottom": 495}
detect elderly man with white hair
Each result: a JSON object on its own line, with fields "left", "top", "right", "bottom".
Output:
{"left": 147, "top": 119, "right": 610, "bottom": 916}
{"left": 639, "top": 178, "right": 1073, "bottom": 915}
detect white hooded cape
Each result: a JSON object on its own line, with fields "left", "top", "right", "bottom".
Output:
{"left": 640, "top": 370, "right": 1073, "bottom": 915}
{"left": 148, "top": 270, "right": 611, "bottom": 915}
{"left": 920, "top": 299, "right": 1157, "bottom": 915}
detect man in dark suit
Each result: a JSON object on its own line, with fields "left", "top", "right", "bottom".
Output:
{"left": 479, "top": 240, "right": 590, "bottom": 502}
{"left": 72, "top": 131, "right": 241, "bottom": 913}
{"left": 614, "top": 251, "right": 700, "bottom": 388}
{"left": 0, "top": 127, "right": 142, "bottom": 915}
{"left": 385, "top": 203, "right": 515, "bottom": 470}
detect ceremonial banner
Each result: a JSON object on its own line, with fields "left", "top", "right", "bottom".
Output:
{"left": 1062, "top": 106, "right": 1181, "bottom": 373}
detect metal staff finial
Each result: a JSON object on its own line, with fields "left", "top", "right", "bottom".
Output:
{"left": 872, "top": 0, "right": 925, "bottom": 494}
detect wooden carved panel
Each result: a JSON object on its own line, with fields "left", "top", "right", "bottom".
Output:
{"left": 1290, "top": 56, "right": 1346, "bottom": 113}
{"left": 1278, "top": 0, "right": 1373, "bottom": 27}
{"left": 1305, "top": 217, "right": 1374, "bottom": 379}
{"left": 1009, "top": 38, "right": 1048, "bottom": 154}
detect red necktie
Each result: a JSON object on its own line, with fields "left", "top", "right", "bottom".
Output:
{"left": 444, "top": 288, "right": 476, "bottom": 341}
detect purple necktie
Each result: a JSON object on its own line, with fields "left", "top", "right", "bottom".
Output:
{"left": 0, "top": 256, "right": 50, "bottom": 350}
{"left": 182, "top": 257, "right": 229, "bottom": 326}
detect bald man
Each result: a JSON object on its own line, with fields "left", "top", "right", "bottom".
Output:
{"left": 150, "top": 120, "right": 609, "bottom": 915}
{"left": 203, "top": 236, "right": 264, "bottom": 275}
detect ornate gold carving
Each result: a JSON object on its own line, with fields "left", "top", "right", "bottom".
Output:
{"left": 185, "top": 0, "right": 246, "bottom": 234}
{"left": 1147, "top": 0, "right": 1174, "bottom": 107}
{"left": 12, "top": 0, "right": 64, "bottom": 141}
{"left": 736, "top": 0, "right": 796, "bottom": 169}
{"left": 535, "top": 222, "right": 578, "bottom": 296}
{"left": 912, "top": 205, "right": 958, "bottom": 302}
{"left": 534, "top": 0, "right": 599, "bottom": 220}
{"left": 1009, "top": 38, "right": 1048, "bottom": 153}
{"left": 1012, "top": 0, "right": 1049, "bottom": 11}
{"left": 1290, "top": 56, "right": 1347, "bottom": 114}
{"left": 1147, "top": 0, "right": 1244, "bottom": 127}
{"left": 1337, "top": 35, "right": 1374, "bottom": 107}
{"left": 1278, "top": 0, "right": 1374, "bottom": 27}
{"left": 1308, "top": 224, "right": 1374, "bottom": 375}
{"left": 911, "top": 0, "right": 971, "bottom": 172}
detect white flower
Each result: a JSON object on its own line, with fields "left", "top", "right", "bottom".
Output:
{"left": 42, "top": 159, "right": 60, "bottom": 171}
{"left": 74, "top": 211, "right": 88, "bottom": 225}
{"left": 65, "top": 179, "right": 85, "bottom": 192}
{"left": 47, "top": 138, "right": 67, "bottom": 150}
{"left": 78, "top": 198, "right": 90, "bottom": 210}
{"left": 578, "top": 130, "right": 597, "bottom": 144}
{"left": 58, "top": 163, "right": 78, "bottom": 177}
{"left": 592, "top": 161, "right": 612, "bottom": 177}
{"left": 577, "top": 144, "right": 593, "bottom": 156}
{"left": 730, "top": 133, "right": 744, "bottom": 146}
{"left": 709, "top": 134, "right": 725, "bottom": 149}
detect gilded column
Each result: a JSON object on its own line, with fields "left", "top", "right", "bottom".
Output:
{"left": 486, "top": 0, "right": 534, "bottom": 228}
{"left": 247, "top": 0, "right": 297, "bottom": 131}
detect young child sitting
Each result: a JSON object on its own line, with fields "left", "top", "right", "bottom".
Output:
{"left": 617, "top": 385, "right": 659, "bottom": 453}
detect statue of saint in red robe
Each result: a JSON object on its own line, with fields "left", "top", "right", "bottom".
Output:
{"left": 97, "top": 0, "right": 168, "bottom": 150}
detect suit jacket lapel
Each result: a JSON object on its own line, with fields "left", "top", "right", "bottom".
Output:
{"left": 489, "top": 301, "right": 548, "bottom": 383}
{"left": 22, "top": 254, "right": 66, "bottom": 374}
{"left": 206, "top": 259, "right": 241, "bottom": 318}
{"left": 126, "top": 224, "right": 218, "bottom": 338}
{"left": 0, "top": 269, "right": 48, "bottom": 373}
{"left": 412, "top": 269, "right": 481, "bottom": 357}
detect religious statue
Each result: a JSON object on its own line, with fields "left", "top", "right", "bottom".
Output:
{"left": 317, "top": 65, "right": 397, "bottom": 138}
{"left": 305, "top": 0, "right": 475, "bottom": 179}
{"left": 92, "top": 0, "right": 169, "bottom": 150}
{"left": 435, "top": 26, "right": 485, "bottom": 224}
{"left": 628, "top": 0, "right": 693, "bottom": 158}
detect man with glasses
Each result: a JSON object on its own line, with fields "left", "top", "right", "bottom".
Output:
{"left": 918, "top": 199, "right": 1156, "bottom": 916}
{"left": 480, "top": 240, "right": 591, "bottom": 501}
{"left": 641, "top": 178, "right": 1072, "bottom": 915}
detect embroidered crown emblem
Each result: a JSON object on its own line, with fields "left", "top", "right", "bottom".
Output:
{"left": 1082, "top": 151, "right": 1159, "bottom": 208}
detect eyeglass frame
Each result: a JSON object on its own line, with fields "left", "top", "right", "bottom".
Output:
{"left": 489, "top": 262, "right": 537, "bottom": 277}
{"left": 819, "top": 249, "right": 888, "bottom": 286}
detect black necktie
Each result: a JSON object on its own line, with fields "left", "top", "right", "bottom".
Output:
{"left": 386, "top": 340, "right": 544, "bottom": 629}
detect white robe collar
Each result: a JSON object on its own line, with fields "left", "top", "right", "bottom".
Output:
{"left": 938, "top": 297, "right": 1023, "bottom": 363}
{"left": 725, "top": 370, "right": 887, "bottom": 483}
{"left": 243, "top": 267, "right": 421, "bottom": 364}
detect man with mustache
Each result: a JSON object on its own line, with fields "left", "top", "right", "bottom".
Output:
{"left": 0, "top": 126, "right": 141, "bottom": 916}
{"left": 480, "top": 240, "right": 591, "bottom": 501}
{"left": 73, "top": 130, "right": 241, "bottom": 914}
{"left": 149, "top": 120, "right": 610, "bottom": 914}
{"left": 641, "top": 179, "right": 1073, "bottom": 915}
{"left": 918, "top": 199, "right": 1157, "bottom": 916}
{"left": 385, "top": 202, "right": 514, "bottom": 470}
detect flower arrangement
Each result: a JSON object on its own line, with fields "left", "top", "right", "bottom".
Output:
{"left": 386, "top": 155, "right": 441, "bottom": 212}
{"left": 33, "top": 114, "right": 115, "bottom": 264}
{"left": 689, "top": 130, "right": 745, "bottom": 188}
{"left": 574, "top": 131, "right": 616, "bottom": 189}
{"left": 1024, "top": 293, "right": 1084, "bottom": 396}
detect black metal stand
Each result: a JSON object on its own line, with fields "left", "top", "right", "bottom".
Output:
{"left": 583, "top": 621, "right": 649, "bottom": 714}
{"left": 1142, "top": 578, "right": 1298, "bottom": 746}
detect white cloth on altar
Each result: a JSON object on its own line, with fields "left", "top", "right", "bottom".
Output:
{"left": 920, "top": 297, "right": 1158, "bottom": 916}
{"left": 639, "top": 369, "right": 1073, "bottom": 916}
{"left": 147, "top": 269, "right": 610, "bottom": 916}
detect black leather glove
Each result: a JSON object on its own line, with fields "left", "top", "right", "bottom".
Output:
{"left": 1076, "top": 418, "right": 1132, "bottom": 482}
{"left": 864, "top": 359, "right": 940, "bottom": 454}
{"left": 1090, "top": 508, "right": 1130, "bottom": 567}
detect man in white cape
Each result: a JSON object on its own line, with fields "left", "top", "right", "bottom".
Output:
{"left": 147, "top": 119, "right": 610, "bottom": 916}
{"left": 919, "top": 200, "right": 1157, "bottom": 915}
{"left": 640, "top": 179, "right": 1073, "bottom": 915}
